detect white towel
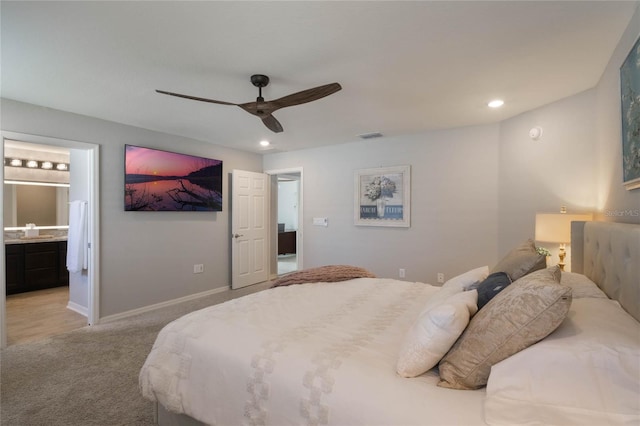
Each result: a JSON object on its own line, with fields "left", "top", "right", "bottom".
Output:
{"left": 66, "top": 200, "right": 87, "bottom": 273}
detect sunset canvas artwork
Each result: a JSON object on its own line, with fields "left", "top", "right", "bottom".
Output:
{"left": 124, "top": 145, "right": 223, "bottom": 211}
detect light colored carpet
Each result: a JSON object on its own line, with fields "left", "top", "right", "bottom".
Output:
{"left": 0, "top": 281, "right": 271, "bottom": 425}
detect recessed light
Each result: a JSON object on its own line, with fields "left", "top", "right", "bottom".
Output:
{"left": 488, "top": 99, "right": 504, "bottom": 108}
{"left": 259, "top": 140, "right": 270, "bottom": 147}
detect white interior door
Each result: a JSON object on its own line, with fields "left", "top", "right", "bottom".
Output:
{"left": 231, "top": 170, "right": 269, "bottom": 289}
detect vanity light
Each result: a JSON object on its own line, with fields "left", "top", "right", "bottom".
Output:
{"left": 488, "top": 99, "right": 504, "bottom": 108}
{"left": 4, "top": 180, "right": 70, "bottom": 187}
{"left": 4, "top": 157, "right": 70, "bottom": 171}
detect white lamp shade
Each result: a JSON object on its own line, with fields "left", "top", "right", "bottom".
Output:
{"left": 535, "top": 213, "right": 593, "bottom": 243}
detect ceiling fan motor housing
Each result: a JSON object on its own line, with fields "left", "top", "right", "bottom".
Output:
{"left": 250, "top": 74, "right": 270, "bottom": 88}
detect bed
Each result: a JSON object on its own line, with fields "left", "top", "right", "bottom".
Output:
{"left": 139, "top": 221, "right": 640, "bottom": 426}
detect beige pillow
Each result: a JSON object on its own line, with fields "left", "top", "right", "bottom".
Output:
{"left": 490, "top": 239, "right": 546, "bottom": 281}
{"left": 438, "top": 266, "right": 570, "bottom": 390}
{"left": 396, "top": 290, "right": 478, "bottom": 378}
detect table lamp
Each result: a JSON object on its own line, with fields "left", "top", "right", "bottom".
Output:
{"left": 535, "top": 209, "right": 592, "bottom": 271}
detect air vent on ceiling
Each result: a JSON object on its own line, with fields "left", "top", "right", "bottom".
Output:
{"left": 358, "top": 132, "right": 383, "bottom": 140}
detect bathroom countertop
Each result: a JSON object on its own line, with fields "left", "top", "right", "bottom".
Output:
{"left": 5, "top": 236, "right": 68, "bottom": 245}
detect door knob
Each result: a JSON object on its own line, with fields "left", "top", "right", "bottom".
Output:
{"left": 232, "top": 233, "right": 244, "bottom": 239}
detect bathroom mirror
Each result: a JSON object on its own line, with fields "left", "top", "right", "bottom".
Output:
{"left": 3, "top": 182, "right": 69, "bottom": 228}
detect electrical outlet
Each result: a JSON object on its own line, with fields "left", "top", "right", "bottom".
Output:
{"left": 194, "top": 264, "right": 204, "bottom": 274}
{"left": 399, "top": 268, "right": 405, "bottom": 278}
{"left": 437, "top": 272, "right": 445, "bottom": 283}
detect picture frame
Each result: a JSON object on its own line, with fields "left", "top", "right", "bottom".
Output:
{"left": 354, "top": 165, "right": 410, "bottom": 227}
{"left": 124, "top": 145, "right": 223, "bottom": 211}
{"left": 620, "top": 36, "right": 640, "bottom": 191}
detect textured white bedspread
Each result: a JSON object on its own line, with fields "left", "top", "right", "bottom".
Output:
{"left": 140, "top": 278, "right": 487, "bottom": 426}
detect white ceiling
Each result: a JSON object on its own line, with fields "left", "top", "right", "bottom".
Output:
{"left": 1, "top": 1, "right": 635, "bottom": 154}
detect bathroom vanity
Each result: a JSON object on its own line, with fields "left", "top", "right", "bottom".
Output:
{"left": 5, "top": 238, "right": 69, "bottom": 295}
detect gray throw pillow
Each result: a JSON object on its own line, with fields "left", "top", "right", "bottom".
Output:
{"left": 490, "top": 239, "right": 546, "bottom": 281}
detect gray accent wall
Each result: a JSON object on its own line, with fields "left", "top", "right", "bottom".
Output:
{"left": 264, "top": 5, "right": 640, "bottom": 281}
{"left": 264, "top": 125, "right": 501, "bottom": 283}
{"left": 1, "top": 98, "right": 263, "bottom": 317}
{"left": 2, "top": 4, "right": 638, "bottom": 315}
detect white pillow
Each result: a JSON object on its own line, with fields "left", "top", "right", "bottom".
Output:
{"left": 419, "top": 266, "right": 487, "bottom": 315}
{"left": 397, "top": 290, "right": 478, "bottom": 378}
{"left": 441, "top": 265, "right": 489, "bottom": 292}
{"left": 485, "top": 298, "right": 640, "bottom": 426}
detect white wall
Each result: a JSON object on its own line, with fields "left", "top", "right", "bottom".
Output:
{"left": 68, "top": 148, "right": 90, "bottom": 311}
{"left": 278, "top": 180, "right": 299, "bottom": 231}
{"left": 497, "top": 89, "right": 598, "bottom": 257}
{"left": 264, "top": 125, "right": 501, "bottom": 283}
{"left": 1, "top": 98, "right": 263, "bottom": 317}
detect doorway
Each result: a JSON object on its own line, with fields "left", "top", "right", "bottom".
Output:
{"left": 266, "top": 168, "right": 303, "bottom": 276}
{"left": 1, "top": 131, "right": 100, "bottom": 348}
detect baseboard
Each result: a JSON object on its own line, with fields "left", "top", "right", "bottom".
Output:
{"left": 67, "top": 301, "right": 88, "bottom": 317}
{"left": 99, "top": 286, "right": 229, "bottom": 324}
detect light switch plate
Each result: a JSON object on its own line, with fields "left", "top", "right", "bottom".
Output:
{"left": 313, "top": 217, "right": 328, "bottom": 227}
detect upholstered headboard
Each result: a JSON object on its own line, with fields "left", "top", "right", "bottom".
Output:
{"left": 572, "top": 221, "right": 640, "bottom": 322}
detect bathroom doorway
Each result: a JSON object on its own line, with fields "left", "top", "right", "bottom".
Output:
{"left": 266, "top": 168, "right": 303, "bottom": 277}
{"left": 1, "top": 131, "right": 100, "bottom": 348}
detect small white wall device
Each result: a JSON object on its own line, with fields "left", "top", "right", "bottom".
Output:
{"left": 529, "top": 127, "right": 543, "bottom": 140}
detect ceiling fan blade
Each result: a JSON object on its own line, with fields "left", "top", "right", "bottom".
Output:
{"left": 156, "top": 89, "right": 238, "bottom": 106}
{"left": 158, "top": 78, "right": 341, "bottom": 133}
{"left": 268, "top": 83, "right": 342, "bottom": 111}
{"left": 262, "top": 114, "right": 284, "bottom": 133}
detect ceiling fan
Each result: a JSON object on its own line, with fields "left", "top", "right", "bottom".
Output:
{"left": 156, "top": 74, "right": 342, "bottom": 133}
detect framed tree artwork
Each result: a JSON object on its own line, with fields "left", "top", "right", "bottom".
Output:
{"left": 354, "top": 165, "right": 410, "bottom": 227}
{"left": 621, "top": 36, "right": 640, "bottom": 191}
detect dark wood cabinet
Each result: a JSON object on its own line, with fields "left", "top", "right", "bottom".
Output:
{"left": 5, "top": 241, "right": 69, "bottom": 295}
{"left": 278, "top": 231, "right": 296, "bottom": 255}
{"left": 5, "top": 244, "right": 25, "bottom": 293}
{"left": 58, "top": 242, "right": 69, "bottom": 285}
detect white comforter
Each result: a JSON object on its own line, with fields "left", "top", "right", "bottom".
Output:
{"left": 140, "top": 278, "right": 487, "bottom": 426}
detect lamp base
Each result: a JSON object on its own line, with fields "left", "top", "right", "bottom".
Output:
{"left": 558, "top": 244, "right": 566, "bottom": 271}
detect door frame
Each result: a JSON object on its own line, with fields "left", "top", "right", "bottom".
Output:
{"left": 265, "top": 167, "right": 303, "bottom": 276}
{"left": 0, "top": 131, "right": 100, "bottom": 348}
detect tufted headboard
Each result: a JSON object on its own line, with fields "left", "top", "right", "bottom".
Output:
{"left": 571, "top": 221, "right": 640, "bottom": 322}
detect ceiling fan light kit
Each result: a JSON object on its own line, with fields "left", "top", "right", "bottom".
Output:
{"left": 157, "top": 74, "right": 342, "bottom": 133}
